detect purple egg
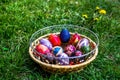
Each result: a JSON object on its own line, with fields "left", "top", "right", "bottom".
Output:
{"left": 57, "top": 53, "right": 69, "bottom": 65}
{"left": 76, "top": 38, "right": 89, "bottom": 49}
{"left": 74, "top": 50, "right": 83, "bottom": 56}
{"left": 40, "top": 38, "right": 52, "bottom": 50}
{"left": 64, "top": 45, "right": 76, "bottom": 56}
{"left": 46, "top": 53, "right": 55, "bottom": 62}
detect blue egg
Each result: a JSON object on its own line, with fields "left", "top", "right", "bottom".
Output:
{"left": 60, "top": 28, "right": 70, "bottom": 43}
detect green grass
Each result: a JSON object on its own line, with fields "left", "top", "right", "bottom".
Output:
{"left": 0, "top": 0, "right": 120, "bottom": 80}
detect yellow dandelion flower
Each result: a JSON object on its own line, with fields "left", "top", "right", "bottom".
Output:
{"left": 82, "top": 14, "right": 88, "bottom": 18}
{"left": 99, "top": 9, "right": 106, "bottom": 14}
{"left": 96, "top": 6, "right": 100, "bottom": 10}
{"left": 94, "top": 17, "right": 99, "bottom": 21}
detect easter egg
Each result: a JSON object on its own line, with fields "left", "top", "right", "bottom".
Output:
{"left": 81, "top": 46, "right": 90, "bottom": 53}
{"left": 57, "top": 53, "right": 69, "bottom": 65}
{"left": 49, "top": 34, "right": 61, "bottom": 46}
{"left": 35, "top": 44, "right": 50, "bottom": 55}
{"left": 64, "top": 45, "right": 76, "bottom": 56}
{"left": 40, "top": 38, "right": 52, "bottom": 50}
{"left": 69, "top": 33, "right": 81, "bottom": 45}
{"left": 46, "top": 52, "right": 55, "bottom": 63}
{"left": 76, "top": 38, "right": 89, "bottom": 49}
{"left": 74, "top": 50, "right": 83, "bottom": 56}
{"left": 69, "top": 61, "right": 74, "bottom": 65}
{"left": 53, "top": 46, "right": 63, "bottom": 56}
{"left": 60, "top": 28, "right": 70, "bottom": 43}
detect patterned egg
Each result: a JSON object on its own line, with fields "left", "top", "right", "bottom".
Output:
{"left": 40, "top": 38, "right": 52, "bottom": 50}
{"left": 81, "top": 46, "right": 90, "bottom": 53}
{"left": 46, "top": 52, "right": 55, "bottom": 63}
{"left": 69, "top": 33, "right": 81, "bottom": 45}
{"left": 57, "top": 53, "right": 69, "bottom": 65}
{"left": 64, "top": 45, "right": 76, "bottom": 56}
{"left": 53, "top": 46, "right": 63, "bottom": 56}
{"left": 76, "top": 38, "right": 89, "bottom": 49}
{"left": 49, "top": 34, "right": 61, "bottom": 46}
{"left": 35, "top": 44, "right": 50, "bottom": 55}
{"left": 74, "top": 50, "right": 83, "bottom": 56}
{"left": 60, "top": 28, "right": 70, "bottom": 43}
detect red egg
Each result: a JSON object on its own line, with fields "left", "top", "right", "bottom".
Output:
{"left": 69, "top": 33, "right": 81, "bottom": 45}
{"left": 35, "top": 44, "right": 50, "bottom": 55}
{"left": 69, "top": 61, "right": 74, "bottom": 65}
{"left": 48, "top": 34, "right": 61, "bottom": 46}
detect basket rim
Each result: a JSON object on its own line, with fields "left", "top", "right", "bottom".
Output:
{"left": 29, "top": 24, "right": 99, "bottom": 59}
{"left": 29, "top": 46, "right": 98, "bottom": 68}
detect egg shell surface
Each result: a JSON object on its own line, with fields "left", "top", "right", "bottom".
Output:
{"left": 40, "top": 38, "right": 52, "bottom": 50}
{"left": 35, "top": 44, "right": 50, "bottom": 55}
{"left": 53, "top": 46, "right": 63, "bottom": 56}
{"left": 74, "top": 50, "right": 83, "bottom": 56}
{"left": 69, "top": 33, "right": 81, "bottom": 45}
{"left": 57, "top": 53, "right": 69, "bottom": 65}
{"left": 64, "top": 45, "right": 76, "bottom": 56}
{"left": 49, "top": 34, "right": 61, "bottom": 46}
{"left": 46, "top": 52, "right": 55, "bottom": 62}
{"left": 81, "top": 46, "right": 90, "bottom": 53}
{"left": 76, "top": 38, "right": 89, "bottom": 49}
{"left": 60, "top": 28, "right": 70, "bottom": 43}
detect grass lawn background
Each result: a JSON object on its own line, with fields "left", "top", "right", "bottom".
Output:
{"left": 0, "top": 0, "right": 120, "bottom": 80}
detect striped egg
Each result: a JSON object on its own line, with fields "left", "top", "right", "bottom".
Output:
{"left": 52, "top": 46, "right": 63, "bottom": 56}
{"left": 76, "top": 38, "right": 89, "bottom": 49}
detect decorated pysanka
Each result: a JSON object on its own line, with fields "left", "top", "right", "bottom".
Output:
{"left": 35, "top": 28, "right": 92, "bottom": 65}
{"left": 40, "top": 39, "right": 52, "bottom": 50}
{"left": 69, "top": 33, "right": 81, "bottom": 45}
{"left": 76, "top": 38, "right": 89, "bottom": 49}
{"left": 64, "top": 45, "right": 76, "bottom": 56}
{"left": 35, "top": 44, "right": 50, "bottom": 55}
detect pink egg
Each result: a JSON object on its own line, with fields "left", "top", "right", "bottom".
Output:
{"left": 64, "top": 45, "right": 76, "bottom": 56}
{"left": 74, "top": 50, "right": 83, "bottom": 56}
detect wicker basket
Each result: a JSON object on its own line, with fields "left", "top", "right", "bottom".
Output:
{"left": 29, "top": 25, "right": 99, "bottom": 74}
